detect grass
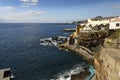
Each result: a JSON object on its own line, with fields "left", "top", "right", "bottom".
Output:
{"left": 109, "top": 30, "right": 120, "bottom": 39}
{"left": 105, "top": 41, "right": 112, "bottom": 46}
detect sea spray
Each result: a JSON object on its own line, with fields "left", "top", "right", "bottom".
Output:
{"left": 51, "top": 63, "right": 88, "bottom": 80}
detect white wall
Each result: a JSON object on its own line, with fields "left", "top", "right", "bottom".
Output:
{"left": 88, "top": 19, "right": 109, "bottom": 26}
{"left": 109, "top": 22, "right": 120, "bottom": 30}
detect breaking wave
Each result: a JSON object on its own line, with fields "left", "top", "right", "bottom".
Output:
{"left": 40, "top": 36, "right": 67, "bottom": 46}
{"left": 51, "top": 63, "right": 88, "bottom": 80}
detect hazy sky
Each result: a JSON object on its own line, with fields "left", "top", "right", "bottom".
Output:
{"left": 0, "top": 0, "right": 120, "bottom": 23}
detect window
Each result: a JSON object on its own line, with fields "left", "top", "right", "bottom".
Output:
{"left": 116, "top": 23, "right": 120, "bottom": 27}
{"left": 3, "top": 70, "right": 10, "bottom": 78}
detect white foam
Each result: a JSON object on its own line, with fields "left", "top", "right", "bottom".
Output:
{"left": 40, "top": 37, "right": 52, "bottom": 41}
{"left": 51, "top": 63, "right": 87, "bottom": 80}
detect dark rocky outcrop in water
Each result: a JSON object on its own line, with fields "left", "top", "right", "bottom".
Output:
{"left": 71, "top": 68, "right": 90, "bottom": 80}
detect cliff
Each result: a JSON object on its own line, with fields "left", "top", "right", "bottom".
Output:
{"left": 94, "top": 47, "right": 120, "bottom": 80}
{"left": 59, "top": 26, "right": 120, "bottom": 80}
{"left": 77, "top": 30, "right": 108, "bottom": 51}
{"left": 93, "top": 30, "right": 120, "bottom": 80}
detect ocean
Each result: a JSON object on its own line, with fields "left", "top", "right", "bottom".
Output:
{"left": 0, "top": 23, "right": 88, "bottom": 80}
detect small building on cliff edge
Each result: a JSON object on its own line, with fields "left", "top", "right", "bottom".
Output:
{"left": 109, "top": 17, "right": 120, "bottom": 30}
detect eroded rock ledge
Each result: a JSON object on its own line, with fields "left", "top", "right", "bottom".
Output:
{"left": 93, "top": 30, "right": 120, "bottom": 80}
{"left": 94, "top": 47, "right": 120, "bottom": 80}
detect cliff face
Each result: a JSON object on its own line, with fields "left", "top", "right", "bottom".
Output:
{"left": 60, "top": 28, "right": 120, "bottom": 80}
{"left": 93, "top": 30, "right": 120, "bottom": 80}
{"left": 94, "top": 47, "right": 120, "bottom": 80}
{"left": 77, "top": 30, "right": 108, "bottom": 51}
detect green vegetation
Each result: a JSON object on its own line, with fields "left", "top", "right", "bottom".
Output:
{"left": 109, "top": 30, "right": 120, "bottom": 39}
{"left": 106, "top": 41, "right": 112, "bottom": 46}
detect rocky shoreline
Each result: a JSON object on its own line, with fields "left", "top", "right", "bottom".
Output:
{"left": 58, "top": 25, "right": 120, "bottom": 80}
{"left": 40, "top": 25, "right": 120, "bottom": 80}
{"left": 58, "top": 44, "right": 94, "bottom": 62}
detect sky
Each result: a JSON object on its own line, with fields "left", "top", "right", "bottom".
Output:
{"left": 0, "top": 0, "right": 120, "bottom": 23}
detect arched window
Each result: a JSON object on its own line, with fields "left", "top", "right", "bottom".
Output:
{"left": 116, "top": 23, "right": 119, "bottom": 27}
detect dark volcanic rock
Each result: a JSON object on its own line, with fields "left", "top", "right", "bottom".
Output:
{"left": 71, "top": 69, "right": 90, "bottom": 80}
{"left": 77, "top": 30, "right": 108, "bottom": 51}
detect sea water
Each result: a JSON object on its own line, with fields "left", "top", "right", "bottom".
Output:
{"left": 0, "top": 23, "right": 88, "bottom": 80}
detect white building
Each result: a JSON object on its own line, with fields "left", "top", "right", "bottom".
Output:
{"left": 109, "top": 17, "right": 120, "bottom": 30}
{"left": 88, "top": 18, "right": 110, "bottom": 27}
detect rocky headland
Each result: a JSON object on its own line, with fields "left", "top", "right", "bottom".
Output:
{"left": 58, "top": 23, "right": 120, "bottom": 80}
